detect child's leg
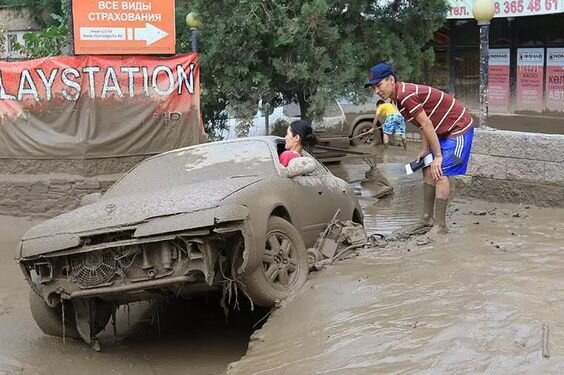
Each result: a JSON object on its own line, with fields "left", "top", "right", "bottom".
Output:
{"left": 397, "top": 118, "right": 407, "bottom": 150}
{"left": 382, "top": 117, "right": 393, "bottom": 148}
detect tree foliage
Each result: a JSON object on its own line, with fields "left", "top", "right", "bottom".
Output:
{"left": 4, "top": 0, "right": 448, "bottom": 138}
{"left": 188, "top": 0, "right": 448, "bottom": 133}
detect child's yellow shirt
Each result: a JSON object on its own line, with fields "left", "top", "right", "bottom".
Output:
{"left": 375, "top": 103, "right": 399, "bottom": 118}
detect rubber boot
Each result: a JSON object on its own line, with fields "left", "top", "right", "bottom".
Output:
{"left": 419, "top": 183, "right": 435, "bottom": 227}
{"left": 432, "top": 198, "right": 449, "bottom": 234}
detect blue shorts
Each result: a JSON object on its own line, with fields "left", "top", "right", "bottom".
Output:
{"left": 382, "top": 113, "right": 406, "bottom": 135}
{"left": 434, "top": 127, "right": 474, "bottom": 176}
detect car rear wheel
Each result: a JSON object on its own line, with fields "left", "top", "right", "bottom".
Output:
{"left": 243, "top": 217, "right": 309, "bottom": 307}
{"left": 351, "top": 121, "right": 382, "bottom": 146}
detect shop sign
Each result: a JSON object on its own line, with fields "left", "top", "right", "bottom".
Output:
{"left": 516, "top": 48, "right": 544, "bottom": 112}
{"left": 545, "top": 48, "right": 564, "bottom": 112}
{"left": 72, "top": 0, "right": 176, "bottom": 55}
{"left": 488, "top": 49, "right": 511, "bottom": 112}
{"left": 447, "top": 0, "right": 564, "bottom": 19}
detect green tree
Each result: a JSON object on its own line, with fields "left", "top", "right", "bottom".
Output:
{"left": 183, "top": 0, "right": 448, "bottom": 134}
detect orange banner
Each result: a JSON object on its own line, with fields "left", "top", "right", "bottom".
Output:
{"left": 0, "top": 53, "right": 203, "bottom": 158}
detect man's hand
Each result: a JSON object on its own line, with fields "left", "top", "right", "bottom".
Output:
{"left": 416, "top": 149, "right": 429, "bottom": 162}
{"left": 430, "top": 155, "right": 443, "bottom": 180}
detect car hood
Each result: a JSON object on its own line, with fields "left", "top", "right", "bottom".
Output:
{"left": 22, "top": 176, "right": 262, "bottom": 242}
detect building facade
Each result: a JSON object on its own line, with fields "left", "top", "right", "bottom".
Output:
{"left": 0, "top": 7, "right": 38, "bottom": 60}
{"left": 427, "top": 1, "right": 564, "bottom": 132}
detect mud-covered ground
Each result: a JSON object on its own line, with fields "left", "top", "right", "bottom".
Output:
{"left": 228, "top": 147, "right": 564, "bottom": 374}
{"left": 1, "top": 145, "right": 563, "bottom": 374}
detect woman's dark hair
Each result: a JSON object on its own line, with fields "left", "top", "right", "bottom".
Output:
{"left": 376, "top": 99, "right": 385, "bottom": 106}
{"left": 289, "top": 120, "right": 319, "bottom": 147}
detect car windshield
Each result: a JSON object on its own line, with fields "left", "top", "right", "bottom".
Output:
{"left": 106, "top": 140, "right": 275, "bottom": 197}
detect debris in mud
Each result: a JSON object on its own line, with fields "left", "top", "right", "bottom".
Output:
{"left": 361, "top": 163, "right": 394, "bottom": 199}
{"left": 416, "top": 238, "right": 430, "bottom": 246}
{"left": 489, "top": 241, "right": 506, "bottom": 252}
{"left": 515, "top": 339, "right": 526, "bottom": 348}
{"left": 308, "top": 213, "right": 370, "bottom": 271}
{"left": 513, "top": 213, "right": 521, "bottom": 218}
{"left": 542, "top": 323, "right": 550, "bottom": 358}
{"left": 469, "top": 208, "right": 497, "bottom": 216}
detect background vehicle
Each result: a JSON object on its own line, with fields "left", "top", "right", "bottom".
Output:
{"left": 338, "top": 97, "right": 383, "bottom": 146}
{"left": 277, "top": 101, "right": 349, "bottom": 160}
{"left": 16, "top": 137, "right": 362, "bottom": 349}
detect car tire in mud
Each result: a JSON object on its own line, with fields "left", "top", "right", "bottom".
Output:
{"left": 244, "top": 217, "right": 309, "bottom": 307}
{"left": 351, "top": 121, "right": 381, "bottom": 146}
{"left": 29, "top": 290, "right": 81, "bottom": 339}
{"left": 29, "top": 291, "right": 112, "bottom": 339}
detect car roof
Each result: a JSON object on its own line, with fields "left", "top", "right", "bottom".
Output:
{"left": 145, "top": 136, "right": 283, "bottom": 162}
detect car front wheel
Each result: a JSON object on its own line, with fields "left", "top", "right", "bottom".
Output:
{"left": 29, "top": 291, "right": 112, "bottom": 339}
{"left": 29, "top": 290, "right": 81, "bottom": 339}
{"left": 243, "top": 217, "right": 309, "bottom": 307}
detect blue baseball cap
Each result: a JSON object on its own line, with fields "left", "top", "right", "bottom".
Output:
{"left": 364, "top": 63, "right": 395, "bottom": 88}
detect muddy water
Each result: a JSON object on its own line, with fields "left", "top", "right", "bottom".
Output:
{"left": 0, "top": 216, "right": 259, "bottom": 375}
{"left": 328, "top": 144, "right": 422, "bottom": 234}
{"left": 3, "top": 146, "right": 564, "bottom": 375}
{"left": 229, "top": 148, "right": 564, "bottom": 374}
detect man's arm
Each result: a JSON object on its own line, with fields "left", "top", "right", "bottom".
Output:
{"left": 414, "top": 111, "right": 443, "bottom": 179}
{"left": 418, "top": 126, "right": 429, "bottom": 160}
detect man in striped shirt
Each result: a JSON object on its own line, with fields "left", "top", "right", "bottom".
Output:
{"left": 365, "top": 63, "right": 475, "bottom": 234}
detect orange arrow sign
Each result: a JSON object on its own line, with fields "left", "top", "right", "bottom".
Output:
{"left": 72, "top": 0, "right": 176, "bottom": 55}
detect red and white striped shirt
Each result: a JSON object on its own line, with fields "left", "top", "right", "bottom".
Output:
{"left": 394, "top": 82, "right": 473, "bottom": 138}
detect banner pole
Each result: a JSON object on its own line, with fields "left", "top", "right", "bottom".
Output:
{"left": 68, "top": 0, "right": 75, "bottom": 55}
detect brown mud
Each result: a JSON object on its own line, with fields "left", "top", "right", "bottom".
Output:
{"left": 0, "top": 216, "right": 263, "bottom": 375}
{"left": 227, "top": 146, "right": 564, "bottom": 374}
{"left": 2, "top": 145, "right": 563, "bottom": 374}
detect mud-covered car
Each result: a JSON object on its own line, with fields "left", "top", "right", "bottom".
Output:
{"left": 16, "top": 136, "right": 362, "bottom": 348}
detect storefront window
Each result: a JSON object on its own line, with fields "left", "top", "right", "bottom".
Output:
{"left": 454, "top": 20, "right": 478, "bottom": 46}
{"left": 546, "top": 14, "right": 564, "bottom": 45}
{"left": 454, "top": 48, "right": 479, "bottom": 109}
{"left": 516, "top": 15, "right": 547, "bottom": 46}
{"left": 424, "top": 49, "right": 450, "bottom": 91}
{"left": 490, "top": 18, "right": 511, "bottom": 46}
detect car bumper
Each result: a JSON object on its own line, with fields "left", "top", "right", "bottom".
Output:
{"left": 18, "top": 207, "right": 256, "bottom": 305}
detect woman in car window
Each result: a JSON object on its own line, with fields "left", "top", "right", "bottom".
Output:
{"left": 279, "top": 120, "right": 317, "bottom": 167}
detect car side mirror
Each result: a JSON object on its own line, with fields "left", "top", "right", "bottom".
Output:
{"left": 80, "top": 192, "right": 102, "bottom": 206}
{"left": 287, "top": 157, "right": 317, "bottom": 177}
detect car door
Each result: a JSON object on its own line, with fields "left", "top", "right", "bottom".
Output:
{"left": 289, "top": 155, "right": 349, "bottom": 246}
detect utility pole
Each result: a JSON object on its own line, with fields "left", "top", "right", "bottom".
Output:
{"left": 68, "top": 0, "right": 75, "bottom": 55}
{"left": 264, "top": 102, "right": 270, "bottom": 135}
